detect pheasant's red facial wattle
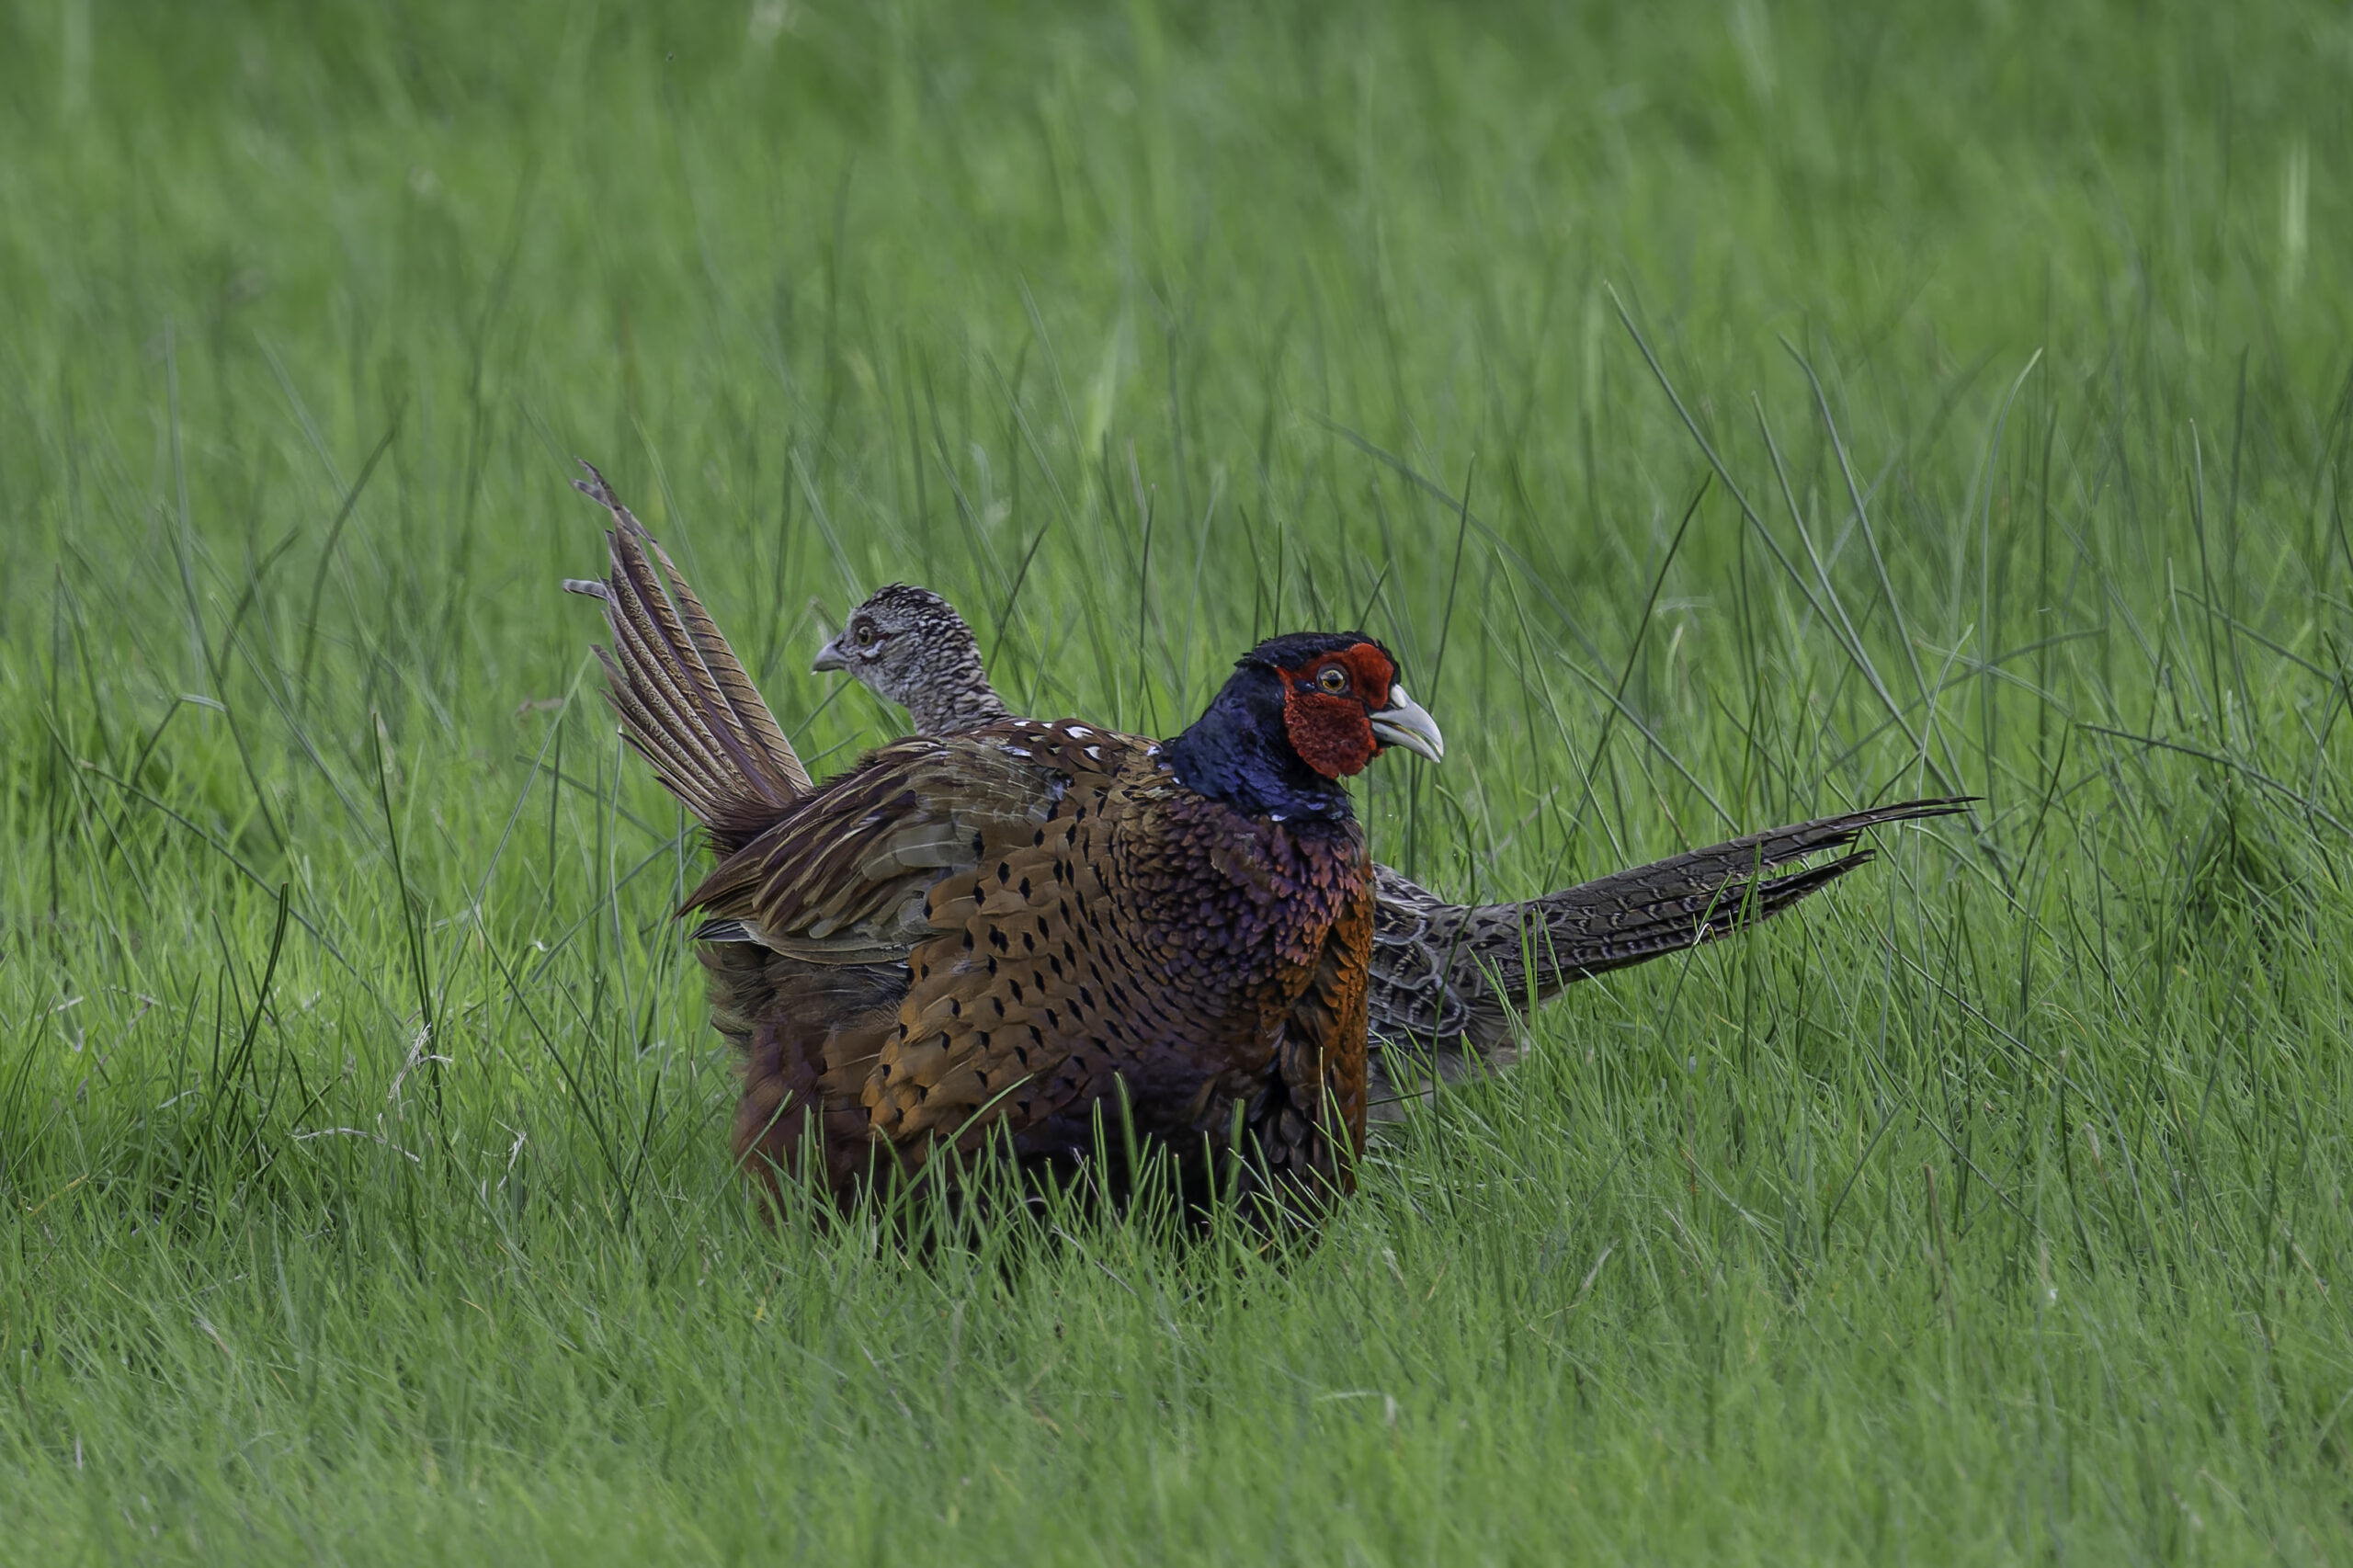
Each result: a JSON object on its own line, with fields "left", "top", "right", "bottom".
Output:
{"left": 1279, "top": 642, "right": 1399, "bottom": 778}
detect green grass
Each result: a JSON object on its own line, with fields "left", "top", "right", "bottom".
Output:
{"left": 5, "top": 0, "right": 2352, "bottom": 1559}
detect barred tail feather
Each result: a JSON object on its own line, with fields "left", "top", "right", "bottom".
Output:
{"left": 1368, "top": 796, "right": 1971, "bottom": 1062}
{"left": 563, "top": 460, "right": 812, "bottom": 838}
{"left": 1507, "top": 796, "right": 1972, "bottom": 994}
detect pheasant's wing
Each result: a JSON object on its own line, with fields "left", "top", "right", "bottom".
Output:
{"left": 693, "top": 722, "right": 1152, "bottom": 1179}
{"left": 859, "top": 722, "right": 1183, "bottom": 1165}
{"left": 1368, "top": 797, "right": 1971, "bottom": 1054}
{"left": 564, "top": 461, "right": 811, "bottom": 842}
{"left": 686, "top": 734, "right": 1058, "bottom": 963}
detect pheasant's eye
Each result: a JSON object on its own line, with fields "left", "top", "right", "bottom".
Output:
{"left": 853, "top": 621, "right": 880, "bottom": 648}
{"left": 1315, "top": 665, "right": 1349, "bottom": 694}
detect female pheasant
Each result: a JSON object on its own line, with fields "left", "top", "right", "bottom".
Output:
{"left": 563, "top": 467, "right": 1442, "bottom": 1212}
{"left": 816, "top": 585, "right": 1967, "bottom": 1113}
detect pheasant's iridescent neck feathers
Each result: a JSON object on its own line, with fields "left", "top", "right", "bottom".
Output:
{"left": 1165, "top": 661, "right": 1357, "bottom": 823}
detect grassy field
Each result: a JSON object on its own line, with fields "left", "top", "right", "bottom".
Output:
{"left": 5, "top": 0, "right": 2352, "bottom": 1559}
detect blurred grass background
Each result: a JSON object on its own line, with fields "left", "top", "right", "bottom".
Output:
{"left": 4, "top": 0, "right": 2352, "bottom": 1560}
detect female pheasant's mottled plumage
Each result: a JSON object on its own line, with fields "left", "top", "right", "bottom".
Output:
{"left": 567, "top": 467, "right": 1438, "bottom": 1210}
{"left": 819, "top": 582, "right": 1969, "bottom": 1115}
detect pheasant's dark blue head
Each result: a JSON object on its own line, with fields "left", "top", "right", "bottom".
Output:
{"left": 1165, "top": 632, "right": 1443, "bottom": 821}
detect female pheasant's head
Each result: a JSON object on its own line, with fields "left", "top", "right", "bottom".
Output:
{"left": 1167, "top": 631, "right": 1444, "bottom": 821}
{"left": 813, "top": 584, "right": 1012, "bottom": 736}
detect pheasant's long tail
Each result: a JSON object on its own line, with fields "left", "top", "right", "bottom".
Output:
{"left": 1502, "top": 796, "right": 1972, "bottom": 995}
{"left": 562, "top": 460, "right": 811, "bottom": 838}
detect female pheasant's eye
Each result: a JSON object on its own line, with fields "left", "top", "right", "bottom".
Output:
{"left": 854, "top": 621, "right": 880, "bottom": 648}
{"left": 1316, "top": 665, "right": 1348, "bottom": 694}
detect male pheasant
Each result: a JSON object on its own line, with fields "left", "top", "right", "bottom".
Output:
{"left": 816, "top": 585, "right": 1967, "bottom": 1112}
{"left": 563, "top": 467, "right": 1443, "bottom": 1212}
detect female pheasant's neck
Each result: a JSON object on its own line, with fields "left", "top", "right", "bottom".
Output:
{"left": 903, "top": 647, "right": 1013, "bottom": 737}
{"left": 1165, "top": 675, "right": 1355, "bottom": 824}
{"left": 908, "top": 680, "right": 1011, "bottom": 737}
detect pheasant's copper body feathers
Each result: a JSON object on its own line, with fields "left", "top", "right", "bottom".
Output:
{"left": 819, "top": 584, "right": 1969, "bottom": 1115}
{"left": 569, "top": 472, "right": 1428, "bottom": 1211}
{"left": 689, "top": 719, "right": 1372, "bottom": 1199}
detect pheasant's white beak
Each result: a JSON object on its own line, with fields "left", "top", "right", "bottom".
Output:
{"left": 811, "top": 634, "right": 849, "bottom": 673}
{"left": 1370, "top": 683, "right": 1445, "bottom": 764}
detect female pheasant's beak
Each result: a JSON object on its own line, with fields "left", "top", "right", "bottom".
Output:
{"left": 811, "top": 633, "right": 849, "bottom": 673}
{"left": 1370, "top": 684, "right": 1445, "bottom": 764}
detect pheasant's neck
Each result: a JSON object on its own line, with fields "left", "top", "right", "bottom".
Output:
{"left": 894, "top": 645, "right": 1014, "bottom": 736}
{"left": 1165, "top": 676, "right": 1354, "bottom": 823}
{"left": 907, "top": 681, "right": 1013, "bottom": 737}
